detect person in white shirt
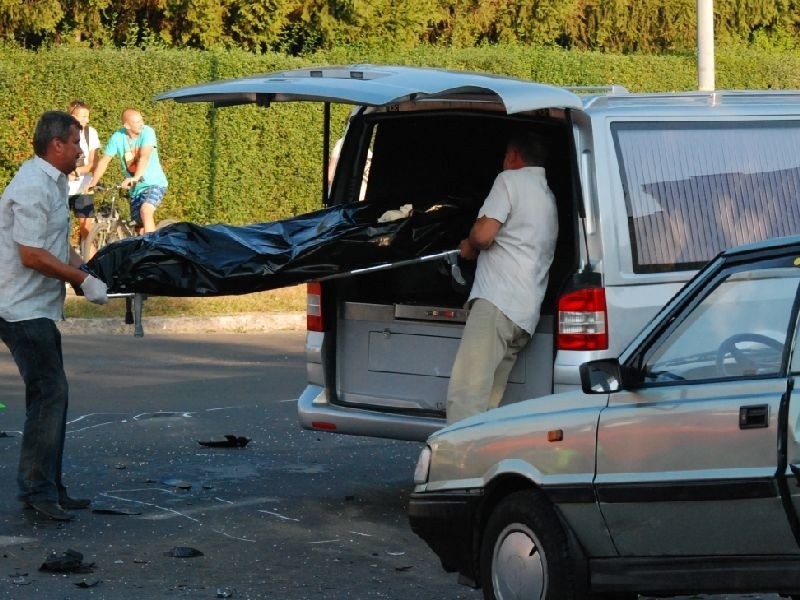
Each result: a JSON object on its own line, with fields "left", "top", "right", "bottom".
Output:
{"left": 67, "top": 100, "right": 101, "bottom": 257}
{"left": 446, "top": 132, "right": 558, "bottom": 424}
{"left": 0, "top": 111, "right": 108, "bottom": 521}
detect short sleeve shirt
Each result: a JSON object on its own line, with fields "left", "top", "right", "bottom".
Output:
{"left": 68, "top": 125, "right": 101, "bottom": 196}
{"left": 103, "top": 125, "right": 168, "bottom": 192}
{"left": 469, "top": 166, "right": 558, "bottom": 334}
{"left": 0, "top": 156, "right": 70, "bottom": 321}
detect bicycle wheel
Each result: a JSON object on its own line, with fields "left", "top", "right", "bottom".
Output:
{"left": 85, "top": 220, "right": 129, "bottom": 252}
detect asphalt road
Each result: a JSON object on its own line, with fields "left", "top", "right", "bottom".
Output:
{"left": 0, "top": 330, "right": 790, "bottom": 600}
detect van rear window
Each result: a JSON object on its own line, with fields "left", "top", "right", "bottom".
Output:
{"left": 612, "top": 121, "right": 800, "bottom": 273}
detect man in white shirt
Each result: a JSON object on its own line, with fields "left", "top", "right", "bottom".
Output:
{"left": 446, "top": 132, "right": 558, "bottom": 424}
{"left": 0, "top": 111, "right": 108, "bottom": 521}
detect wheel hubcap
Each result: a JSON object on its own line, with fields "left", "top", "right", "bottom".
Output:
{"left": 492, "top": 524, "right": 546, "bottom": 600}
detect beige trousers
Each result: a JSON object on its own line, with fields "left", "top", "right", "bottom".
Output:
{"left": 446, "top": 298, "right": 531, "bottom": 425}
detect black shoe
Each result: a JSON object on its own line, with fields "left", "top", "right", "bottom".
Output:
{"left": 27, "top": 501, "right": 74, "bottom": 521}
{"left": 59, "top": 496, "right": 91, "bottom": 510}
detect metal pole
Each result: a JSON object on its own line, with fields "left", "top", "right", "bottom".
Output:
{"left": 697, "top": 0, "right": 715, "bottom": 91}
{"left": 323, "top": 102, "right": 331, "bottom": 207}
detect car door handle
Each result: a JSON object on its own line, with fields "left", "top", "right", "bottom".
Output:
{"left": 739, "top": 404, "right": 769, "bottom": 429}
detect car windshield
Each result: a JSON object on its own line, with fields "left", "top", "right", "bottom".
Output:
{"left": 644, "top": 266, "right": 800, "bottom": 383}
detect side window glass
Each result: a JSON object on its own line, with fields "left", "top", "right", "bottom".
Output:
{"left": 643, "top": 267, "right": 800, "bottom": 384}
{"left": 612, "top": 121, "right": 800, "bottom": 274}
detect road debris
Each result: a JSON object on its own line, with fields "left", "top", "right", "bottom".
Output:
{"left": 198, "top": 435, "right": 251, "bottom": 448}
{"left": 39, "top": 549, "right": 95, "bottom": 573}
{"left": 161, "top": 477, "right": 192, "bottom": 489}
{"left": 164, "top": 547, "right": 204, "bottom": 558}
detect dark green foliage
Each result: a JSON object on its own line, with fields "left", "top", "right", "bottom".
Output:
{"left": 1, "top": 45, "right": 799, "bottom": 225}
{"left": 1, "top": 1, "right": 799, "bottom": 53}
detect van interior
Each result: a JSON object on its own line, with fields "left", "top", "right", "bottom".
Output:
{"left": 324, "top": 109, "right": 581, "bottom": 415}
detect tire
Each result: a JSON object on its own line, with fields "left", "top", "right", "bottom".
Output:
{"left": 85, "top": 221, "right": 130, "bottom": 253}
{"left": 480, "top": 489, "right": 576, "bottom": 600}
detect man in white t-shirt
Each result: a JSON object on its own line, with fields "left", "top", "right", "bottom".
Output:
{"left": 446, "top": 132, "right": 558, "bottom": 424}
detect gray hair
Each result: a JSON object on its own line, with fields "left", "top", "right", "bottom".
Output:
{"left": 33, "top": 111, "right": 80, "bottom": 157}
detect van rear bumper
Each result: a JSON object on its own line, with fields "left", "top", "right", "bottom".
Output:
{"left": 297, "top": 385, "right": 445, "bottom": 442}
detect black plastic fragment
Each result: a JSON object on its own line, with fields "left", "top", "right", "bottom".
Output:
{"left": 164, "top": 547, "right": 204, "bottom": 558}
{"left": 75, "top": 580, "right": 101, "bottom": 588}
{"left": 91, "top": 507, "right": 142, "bottom": 516}
{"left": 198, "top": 435, "right": 251, "bottom": 448}
{"left": 39, "top": 549, "right": 96, "bottom": 573}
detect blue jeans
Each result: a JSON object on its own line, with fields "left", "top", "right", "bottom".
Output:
{"left": 0, "top": 317, "right": 69, "bottom": 503}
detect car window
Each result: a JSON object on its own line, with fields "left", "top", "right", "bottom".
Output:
{"left": 642, "top": 266, "right": 800, "bottom": 384}
{"left": 612, "top": 121, "right": 800, "bottom": 273}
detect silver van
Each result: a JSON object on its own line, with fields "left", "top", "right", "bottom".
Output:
{"left": 158, "top": 65, "right": 800, "bottom": 441}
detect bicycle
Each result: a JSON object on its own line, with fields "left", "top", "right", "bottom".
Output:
{"left": 82, "top": 184, "right": 137, "bottom": 257}
{"left": 82, "top": 185, "right": 179, "bottom": 257}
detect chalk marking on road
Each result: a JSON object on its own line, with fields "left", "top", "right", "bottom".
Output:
{"left": 257, "top": 510, "right": 300, "bottom": 522}
{"left": 279, "top": 398, "right": 296, "bottom": 403}
{"left": 99, "top": 492, "right": 202, "bottom": 524}
{"left": 0, "top": 535, "right": 36, "bottom": 547}
{"left": 212, "top": 529, "right": 256, "bottom": 543}
{"left": 66, "top": 406, "right": 246, "bottom": 433}
{"left": 101, "top": 491, "right": 280, "bottom": 519}
{"left": 69, "top": 420, "right": 118, "bottom": 433}
{"left": 215, "top": 497, "right": 234, "bottom": 504}
{"left": 99, "top": 492, "right": 260, "bottom": 543}
{"left": 133, "top": 411, "right": 194, "bottom": 420}
{"left": 66, "top": 412, "right": 129, "bottom": 433}
{"left": 68, "top": 412, "right": 128, "bottom": 424}
{"left": 309, "top": 539, "right": 341, "bottom": 545}
{"left": 349, "top": 531, "right": 373, "bottom": 537}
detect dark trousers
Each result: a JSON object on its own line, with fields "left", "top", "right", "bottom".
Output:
{"left": 0, "top": 317, "right": 69, "bottom": 503}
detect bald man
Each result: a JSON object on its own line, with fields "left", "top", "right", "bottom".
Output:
{"left": 89, "top": 108, "right": 168, "bottom": 233}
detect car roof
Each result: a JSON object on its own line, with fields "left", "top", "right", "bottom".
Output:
{"left": 155, "top": 64, "right": 584, "bottom": 115}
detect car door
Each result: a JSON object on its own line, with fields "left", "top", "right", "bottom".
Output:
{"left": 783, "top": 309, "right": 800, "bottom": 532}
{"left": 595, "top": 256, "right": 800, "bottom": 556}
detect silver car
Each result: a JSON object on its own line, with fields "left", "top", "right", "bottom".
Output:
{"left": 409, "top": 234, "right": 800, "bottom": 599}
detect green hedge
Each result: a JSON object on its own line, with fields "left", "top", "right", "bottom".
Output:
{"left": 2, "top": 45, "right": 800, "bottom": 224}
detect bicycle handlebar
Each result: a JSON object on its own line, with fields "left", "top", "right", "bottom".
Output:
{"left": 91, "top": 184, "right": 126, "bottom": 193}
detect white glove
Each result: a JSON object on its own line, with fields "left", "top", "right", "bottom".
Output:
{"left": 80, "top": 274, "right": 109, "bottom": 305}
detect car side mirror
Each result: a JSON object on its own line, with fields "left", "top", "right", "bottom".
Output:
{"left": 580, "top": 358, "right": 623, "bottom": 394}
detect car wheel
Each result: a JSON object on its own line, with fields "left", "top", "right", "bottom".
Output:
{"left": 480, "top": 489, "right": 575, "bottom": 600}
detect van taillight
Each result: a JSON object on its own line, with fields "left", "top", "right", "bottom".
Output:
{"left": 307, "top": 282, "right": 323, "bottom": 331}
{"left": 557, "top": 287, "right": 608, "bottom": 350}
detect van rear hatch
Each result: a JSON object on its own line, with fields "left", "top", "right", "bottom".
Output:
{"left": 155, "top": 64, "right": 583, "bottom": 113}
{"left": 157, "top": 64, "right": 585, "bottom": 440}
